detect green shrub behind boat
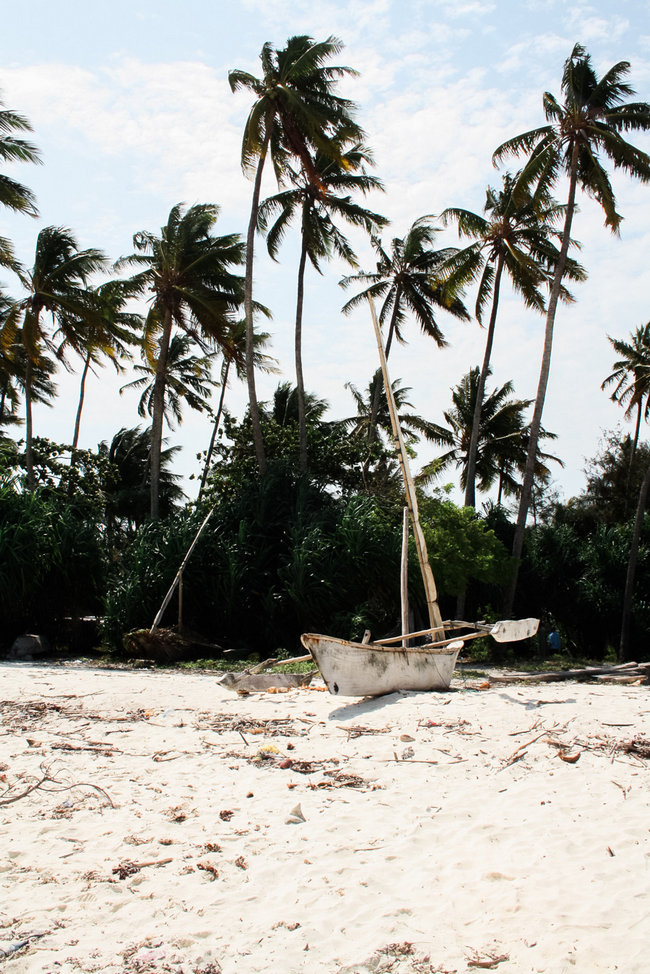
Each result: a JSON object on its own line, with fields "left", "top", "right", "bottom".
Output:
{"left": 103, "top": 468, "right": 510, "bottom": 658}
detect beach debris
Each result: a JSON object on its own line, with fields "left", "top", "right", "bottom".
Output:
{"left": 0, "top": 930, "right": 49, "bottom": 960}
{"left": 203, "top": 714, "right": 305, "bottom": 738}
{"left": 219, "top": 809, "right": 234, "bottom": 821}
{"left": 197, "top": 860, "right": 219, "bottom": 880}
{"left": 286, "top": 803, "right": 306, "bottom": 824}
{"left": 338, "top": 723, "right": 392, "bottom": 740}
{"left": 166, "top": 805, "right": 188, "bottom": 823}
{"left": 557, "top": 750, "right": 581, "bottom": 763}
{"left": 112, "top": 857, "right": 173, "bottom": 880}
{"left": 491, "top": 661, "right": 650, "bottom": 684}
{"left": 218, "top": 671, "right": 317, "bottom": 693}
{"left": 234, "top": 855, "right": 248, "bottom": 869}
{"left": 0, "top": 762, "right": 114, "bottom": 809}
{"left": 336, "top": 942, "right": 453, "bottom": 973}
{"left": 467, "top": 949, "right": 509, "bottom": 969}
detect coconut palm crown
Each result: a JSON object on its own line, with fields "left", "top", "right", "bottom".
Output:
{"left": 229, "top": 35, "right": 364, "bottom": 474}
{"left": 493, "top": 43, "right": 650, "bottom": 612}
{"left": 117, "top": 203, "right": 245, "bottom": 518}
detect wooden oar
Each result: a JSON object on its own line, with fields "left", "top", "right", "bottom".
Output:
{"left": 374, "top": 618, "right": 540, "bottom": 646}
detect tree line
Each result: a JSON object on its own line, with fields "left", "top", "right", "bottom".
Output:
{"left": 1, "top": 39, "right": 650, "bottom": 661}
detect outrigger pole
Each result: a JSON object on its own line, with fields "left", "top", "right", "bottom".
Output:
{"left": 367, "top": 296, "right": 444, "bottom": 635}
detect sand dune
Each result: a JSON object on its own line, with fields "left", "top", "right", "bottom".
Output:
{"left": 1, "top": 661, "right": 648, "bottom": 973}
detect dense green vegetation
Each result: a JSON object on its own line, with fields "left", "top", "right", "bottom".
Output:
{"left": 1, "top": 40, "right": 650, "bottom": 664}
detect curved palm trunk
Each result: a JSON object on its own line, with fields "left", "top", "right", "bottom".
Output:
{"left": 464, "top": 254, "right": 504, "bottom": 509}
{"left": 295, "top": 235, "right": 309, "bottom": 473}
{"left": 24, "top": 354, "right": 35, "bottom": 490}
{"left": 199, "top": 358, "right": 231, "bottom": 498}
{"left": 72, "top": 351, "right": 91, "bottom": 450}
{"left": 504, "top": 144, "right": 580, "bottom": 616}
{"left": 619, "top": 459, "right": 650, "bottom": 661}
{"left": 245, "top": 139, "right": 270, "bottom": 475}
{"left": 150, "top": 306, "right": 174, "bottom": 520}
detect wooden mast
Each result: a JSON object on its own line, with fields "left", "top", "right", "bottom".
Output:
{"left": 368, "top": 296, "right": 444, "bottom": 634}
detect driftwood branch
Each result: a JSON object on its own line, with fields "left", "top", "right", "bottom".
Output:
{"left": 491, "top": 661, "right": 650, "bottom": 684}
{"left": 0, "top": 763, "right": 115, "bottom": 808}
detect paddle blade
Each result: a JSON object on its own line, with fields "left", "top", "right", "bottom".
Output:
{"left": 490, "top": 618, "right": 539, "bottom": 642}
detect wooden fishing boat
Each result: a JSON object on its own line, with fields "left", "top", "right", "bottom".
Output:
{"left": 302, "top": 618, "right": 539, "bottom": 697}
{"left": 301, "top": 296, "right": 539, "bottom": 698}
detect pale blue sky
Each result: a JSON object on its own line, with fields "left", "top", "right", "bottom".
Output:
{"left": 4, "top": 1, "right": 650, "bottom": 504}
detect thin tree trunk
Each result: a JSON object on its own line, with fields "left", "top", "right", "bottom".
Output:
{"left": 619, "top": 460, "right": 650, "bottom": 661}
{"left": 0, "top": 380, "right": 7, "bottom": 424}
{"left": 624, "top": 398, "right": 643, "bottom": 510}
{"left": 72, "top": 352, "right": 91, "bottom": 450}
{"left": 295, "top": 235, "right": 309, "bottom": 473}
{"left": 245, "top": 140, "right": 270, "bottom": 475}
{"left": 464, "top": 254, "right": 504, "bottom": 509}
{"left": 149, "top": 306, "right": 174, "bottom": 520}
{"left": 199, "top": 359, "right": 230, "bottom": 498}
{"left": 25, "top": 354, "right": 35, "bottom": 490}
{"left": 504, "top": 144, "right": 580, "bottom": 616}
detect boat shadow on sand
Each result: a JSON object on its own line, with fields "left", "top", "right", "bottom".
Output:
{"left": 327, "top": 688, "right": 458, "bottom": 722}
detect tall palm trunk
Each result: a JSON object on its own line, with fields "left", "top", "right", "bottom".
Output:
{"left": 295, "top": 234, "right": 309, "bottom": 473}
{"left": 0, "top": 380, "right": 7, "bottom": 424}
{"left": 624, "top": 398, "right": 644, "bottom": 509}
{"left": 199, "top": 358, "right": 231, "bottom": 497}
{"left": 245, "top": 138, "right": 270, "bottom": 475}
{"left": 72, "top": 351, "right": 91, "bottom": 450}
{"left": 464, "top": 254, "right": 504, "bottom": 508}
{"left": 149, "top": 305, "right": 174, "bottom": 520}
{"left": 504, "top": 144, "right": 580, "bottom": 615}
{"left": 619, "top": 459, "right": 650, "bottom": 661}
{"left": 24, "top": 354, "right": 35, "bottom": 490}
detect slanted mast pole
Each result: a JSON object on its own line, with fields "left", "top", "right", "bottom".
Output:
{"left": 368, "top": 296, "right": 444, "bottom": 634}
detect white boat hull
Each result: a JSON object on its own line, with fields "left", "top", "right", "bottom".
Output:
{"left": 301, "top": 633, "right": 463, "bottom": 697}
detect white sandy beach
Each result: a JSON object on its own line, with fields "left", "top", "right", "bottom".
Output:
{"left": 1, "top": 661, "right": 648, "bottom": 973}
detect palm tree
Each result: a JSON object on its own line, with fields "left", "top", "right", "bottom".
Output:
{"left": 344, "top": 369, "right": 439, "bottom": 451}
{"left": 0, "top": 336, "right": 57, "bottom": 430}
{"left": 117, "top": 203, "right": 245, "bottom": 518}
{"left": 259, "top": 138, "right": 387, "bottom": 471}
{"left": 267, "top": 380, "right": 329, "bottom": 427}
{"left": 0, "top": 226, "right": 107, "bottom": 487}
{"left": 121, "top": 332, "right": 218, "bottom": 428}
{"left": 0, "top": 97, "right": 41, "bottom": 273}
{"left": 418, "top": 368, "right": 562, "bottom": 499}
{"left": 229, "top": 35, "right": 363, "bottom": 473}
{"left": 0, "top": 98, "right": 41, "bottom": 215}
{"left": 493, "top": 44, "right": 650, "bottom": 612}
{"left": 100, "top": 427, "right": 184, "bottom": 538}
{"left": 199, "top": 318, "right": 278, "bottom": 497}
{"left": 602, "top": 323, "right": 650, "bottom": 488}
{"left": 441, "top": 172, "right": 585, "bottom": 508}
{"left": 341, "top": 217, "right": 469, "bottom": 441}
{"left": 53, "top": 279, "right": 141, "bottom": 450}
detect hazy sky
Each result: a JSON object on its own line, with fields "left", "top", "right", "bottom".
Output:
{"left": 3, "top": 0, "right": 650, "bottom": 505}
